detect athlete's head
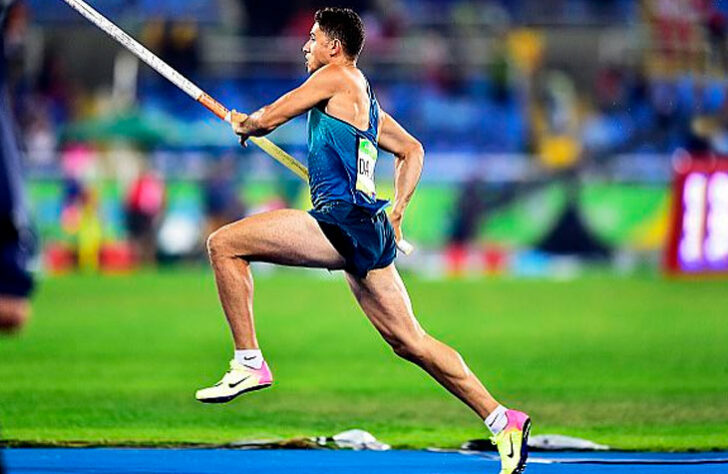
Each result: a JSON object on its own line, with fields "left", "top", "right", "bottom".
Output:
{"left": 302, "top": 7, "right": 365, "bottom": 73}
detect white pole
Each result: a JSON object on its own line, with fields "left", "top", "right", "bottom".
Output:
{"left": 59, "top": 0, "right": 310, "bottom": 180}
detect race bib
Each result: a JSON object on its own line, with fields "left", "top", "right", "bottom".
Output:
{"left": 356, "top": 138, "right": 377, "bottom": 198}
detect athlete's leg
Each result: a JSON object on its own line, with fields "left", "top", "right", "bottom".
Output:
{"left": 345, "top": 264, "right": 499, "bottom": 419}
{"left": 207, "top": 209, "right": 345, "bottom": 349}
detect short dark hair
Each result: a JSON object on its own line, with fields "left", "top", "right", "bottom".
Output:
{"left": 314, "top": 7, "right": 365, "bottom": 59}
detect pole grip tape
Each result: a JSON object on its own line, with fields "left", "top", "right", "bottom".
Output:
{"left": 198, "top": 94, "right": 230, "bottom": 122}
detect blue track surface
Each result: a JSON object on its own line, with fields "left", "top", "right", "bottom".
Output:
{"left": 4, "top": 448, "right": 728, "bottom": 473}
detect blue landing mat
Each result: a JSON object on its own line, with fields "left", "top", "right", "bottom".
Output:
{"left": 3, "top": 448, "right": 728, "bottom": 473}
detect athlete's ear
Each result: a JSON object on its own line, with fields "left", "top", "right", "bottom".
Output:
{"left": 329, "top": 38, "right": 342, "bottom": 57}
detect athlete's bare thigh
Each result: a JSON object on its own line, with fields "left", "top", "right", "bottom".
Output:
{"left": 211, "top": 208, "right": 346, "bottom": 269}
{"left": 345, "top": 264, "right": 425, "bottom": 343}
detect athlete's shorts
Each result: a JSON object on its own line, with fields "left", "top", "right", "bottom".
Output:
{"left": 0, "top": 217, "right": 35, "bottom": 298}
{"left": 309, "top": 200, "right": 397, "bottom": 278}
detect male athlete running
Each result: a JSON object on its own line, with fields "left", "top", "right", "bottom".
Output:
{"left": 196, "top": 8, "right": 530, "bottom": 473}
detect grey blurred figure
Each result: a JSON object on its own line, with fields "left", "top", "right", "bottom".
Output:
{"left": 0, "top": 0, "right": 35, "bottom": 333}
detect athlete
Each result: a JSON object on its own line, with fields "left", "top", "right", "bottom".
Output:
{"left": 0, "top": 0, "right": 34, "bottom": 334}
{"left": 196, "top": 8, "right": 530, "bottom": 473}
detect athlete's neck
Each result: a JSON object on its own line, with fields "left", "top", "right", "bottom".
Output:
{"left": 327, "top": 56, "right": 357, "bottom": 69}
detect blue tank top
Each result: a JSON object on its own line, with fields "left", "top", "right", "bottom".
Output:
{"left": 307, "top": 79, "right": 389, "bottom": 214}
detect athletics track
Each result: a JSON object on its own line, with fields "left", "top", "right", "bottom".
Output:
{"left": 4, "top": 448, "right": 728, "bottom": 473}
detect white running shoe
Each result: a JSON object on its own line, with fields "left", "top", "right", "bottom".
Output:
{"left": 195, "top": 359, "right": 273, "bottom": 403}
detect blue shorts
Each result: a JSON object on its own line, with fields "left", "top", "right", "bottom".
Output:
{"left": 309, "top": 201, "right": 397, "bottom": 277}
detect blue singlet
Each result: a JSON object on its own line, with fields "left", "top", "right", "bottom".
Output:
{"left": 306, "top": 80, "right": 389, "bottom": 214}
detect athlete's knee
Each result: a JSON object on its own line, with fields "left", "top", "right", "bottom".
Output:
{"left": 207, "top": 226, "right": 236, "bottom": 260}
{"left": 206, "top": 230, "right": 224, "bottom": 259}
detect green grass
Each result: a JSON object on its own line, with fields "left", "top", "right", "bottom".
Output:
{"left": 1, "top": 269, "right": 727, "bottom": 451}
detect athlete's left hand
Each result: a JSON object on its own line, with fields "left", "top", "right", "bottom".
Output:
{"left": 390, "top": 212, "right": 415, "bottom": 255}
{"left": 390, "top": 212, "right": 403, "bottom": 242}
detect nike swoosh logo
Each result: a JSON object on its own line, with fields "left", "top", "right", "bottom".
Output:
{"left": 243, "top": 356, "right": 256, "bottom": 361}
{"left": 506, "top": 437, "right": 515, "bottom": 458}
{"left": 229, "top": 375, "right": 250, "bottom": 388}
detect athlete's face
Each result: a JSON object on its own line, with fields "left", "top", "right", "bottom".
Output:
{"left": 302, "top": 23, "right": 332, "bottom": 74}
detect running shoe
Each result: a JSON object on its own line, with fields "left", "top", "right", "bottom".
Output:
{"left": 195, "top": 359, "right": 273, "bottom": 403}
{"left": 491, "top": 409, "right": 531, "bottom": 474}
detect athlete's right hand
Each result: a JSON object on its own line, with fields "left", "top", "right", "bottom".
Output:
{"left": 230, "top": 110, "right": 248, "bottom": 130}
{"left": 230, "top": 110, "right": 250, "bottom": 147}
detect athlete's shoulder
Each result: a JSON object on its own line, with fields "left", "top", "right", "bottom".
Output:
{"left": 309, "top": 64, "right": 363, "bottom": 89}
{"left": 300, "top": 64, "right": 347, "bottom": 98}
{"left": 316, "top": 63, "right": 356, "bottom": 76}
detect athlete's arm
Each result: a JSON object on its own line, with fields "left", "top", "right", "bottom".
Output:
{"left": 232, "top": 65, "right": 341, "bottom": 138}
{"left": 377, "top": 110, "right": 424, "bottom": 241}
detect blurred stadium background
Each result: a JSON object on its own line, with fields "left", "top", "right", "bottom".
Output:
{"left": 8, "top": 0, "right": 728, "bottom": 274}
{"left": 2, "top": 0, "right": 728, "bottom": 455}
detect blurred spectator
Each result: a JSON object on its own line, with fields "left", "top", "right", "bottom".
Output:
{"left": 203, "top": 155, "right": 246, "bottom": 236}
{"left": 450, "top": 177, "right": 486, "bottom": 248}
{"left": 0, "top": 0, "right": 34, "bottom": 333}
{"left": 76, "top": 186, "right": 102, "bottom": 272}
{"left": 161, "top": 21, "right": 201, "bottom": 78}
{"left": 36, "top": 45, "right": 73, "bottom": 125}
{"left": 533, "top": 71, "right": 582, "bottom": 169}
{"left": 59, "top": 144, "right": 96, "bottom": 234}
{"left": 703, "top": 0, "right": 728, "bottom": 71}
{"left": 142, "top": 19, "right": 201, "bottom": 78}
{"left": 419, "top": 30, "right": 450, "bottom": 89}
{"left": 23, "top": 113, "right": 56, "bottom": 168}
{"left": 506, "top": 27, "right": 544, "bottom": 76}
{"left": 647, "top": 0, "right": 703, "bottom": 73}
{"left": 447, "top": 178, "right": 486, "bottom": 275}
{"left": 56, "top": 144, "right": 106, "bottom": 271}
{"left": 124, "top": 165, "right": 165, "bottom": 265}
{"left": 59, "top": 169, "right": 84, "bottom": 234}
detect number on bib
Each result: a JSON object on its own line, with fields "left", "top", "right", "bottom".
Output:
{"left": 356, "top": 138, "right": 377, "bottom": 198}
